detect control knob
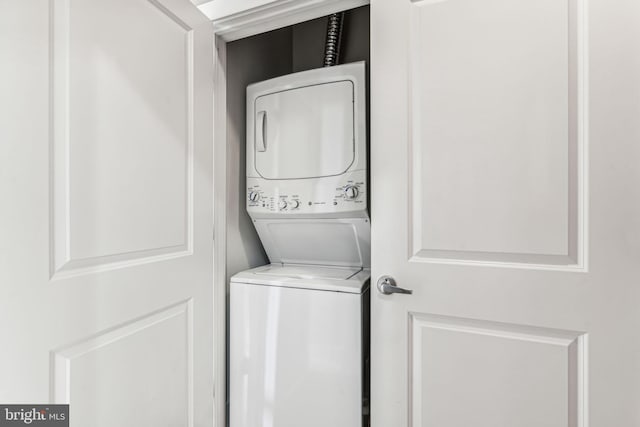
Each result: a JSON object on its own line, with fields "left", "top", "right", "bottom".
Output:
{"left": 248, "top": 191, "right": 260, "bottom": 202}
{"left": 289, "top": 200, "right": 300, "bottom": 209}
{"left": 344, "top": 185, "right": 359, "bottom": 200}
{"left": 278, "top": 199, "right": 288, "bottom": 210}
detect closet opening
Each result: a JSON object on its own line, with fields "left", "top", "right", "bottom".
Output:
{"left": 222, "top": 5, "right": 370, "bottom": 426}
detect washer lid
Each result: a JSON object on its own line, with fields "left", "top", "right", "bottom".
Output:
{"left": 231, "top": 264, "right": 370, "bottom": 294}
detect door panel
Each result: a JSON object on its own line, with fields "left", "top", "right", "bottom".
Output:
{"left": 408, "top": 0, "right": 584, "bottom": 267}
{"left": 52, "top": 302, "right": 192, "bottom": 426}
{"left": 66, "top": 0, "right": 190, "bottom": 261}
{"left": 52, "top": 0, "right": 196, "bottom": 273}
{"left": 0, "top": 0, "right": 213, "bottom": 426}
{"left": 372, "top": 0, "right": 640, "bottom": 426}
{"left": 410, "top": 314, "right": 586, "bottom": 427}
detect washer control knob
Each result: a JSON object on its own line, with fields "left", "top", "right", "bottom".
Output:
{"left": 248, "top": 191, "right": 260, "bottom": 202}
{"left": 344, "top": 185, "right": 359, "bottom": 200}
{"left": 290, "top": 200, "right": 300, "bottom": 209}
{"left": 278, "top": 199, "right": 288, "bottom": 210}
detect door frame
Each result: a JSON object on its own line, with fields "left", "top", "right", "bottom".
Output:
{"left": 207, "top": 1, "right": 369, "bottom": 425}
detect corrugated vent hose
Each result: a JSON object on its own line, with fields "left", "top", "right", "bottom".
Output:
{"left": 323, "top": 12, "right": 345, "bottom": 67}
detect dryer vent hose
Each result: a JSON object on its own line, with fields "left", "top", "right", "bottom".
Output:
{"left": 323, "top": 12, "right": 344, "bottom": 67}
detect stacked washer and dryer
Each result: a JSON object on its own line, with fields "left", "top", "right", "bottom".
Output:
{"left": 229, "top": 62, "right": 370, "bottom": 427}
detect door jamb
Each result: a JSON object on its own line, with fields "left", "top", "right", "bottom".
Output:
{"left": 212, "top": 36, "right": 227, "bottom": 427}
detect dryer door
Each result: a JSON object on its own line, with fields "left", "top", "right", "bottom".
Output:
{"left": 253, "top": 81, "right": 355, "bottom": 180}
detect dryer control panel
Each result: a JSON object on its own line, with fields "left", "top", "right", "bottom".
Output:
{"left": 247, "top": 170, "right": 367, "bottom": 217}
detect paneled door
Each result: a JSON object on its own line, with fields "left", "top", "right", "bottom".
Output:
{"left": 371, "top": 0, "right": 640, "bottom": 426}
{"left": 0, "top": 0, "right": 213, "bottom": 426}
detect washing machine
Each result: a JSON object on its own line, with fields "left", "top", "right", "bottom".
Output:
{"left": 230, "top": 265, "right": 369, "bottom": 427}
{"left": 230, "top": 62, "right": 369, "bottom": 427}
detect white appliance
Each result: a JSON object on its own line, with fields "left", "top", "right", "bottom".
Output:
{"left": 245, "top": 61, "right": 369, "bottom": 266}
{"left": 230, "top": 62, "right": 369, "bottom": 427}
{"left": 230, "top": 265, "right": 369, "bottom": 427}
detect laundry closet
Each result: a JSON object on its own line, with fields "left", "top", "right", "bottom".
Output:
{"left": 222, "top": 6, "right": 371, "bottom": 427}
{"left": 4, "top": 0, "right": 639, "bottom": 426}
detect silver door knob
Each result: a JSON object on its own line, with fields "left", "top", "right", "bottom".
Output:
{"left": 377, "top": 276, "right": 412, "bottom": 295}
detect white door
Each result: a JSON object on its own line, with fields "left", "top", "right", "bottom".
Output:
{"left": 371, "top": 0, "right": 640, "bottom": 426}
{"left": 0, "top": 0, "right": 213, "bottom": 426}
